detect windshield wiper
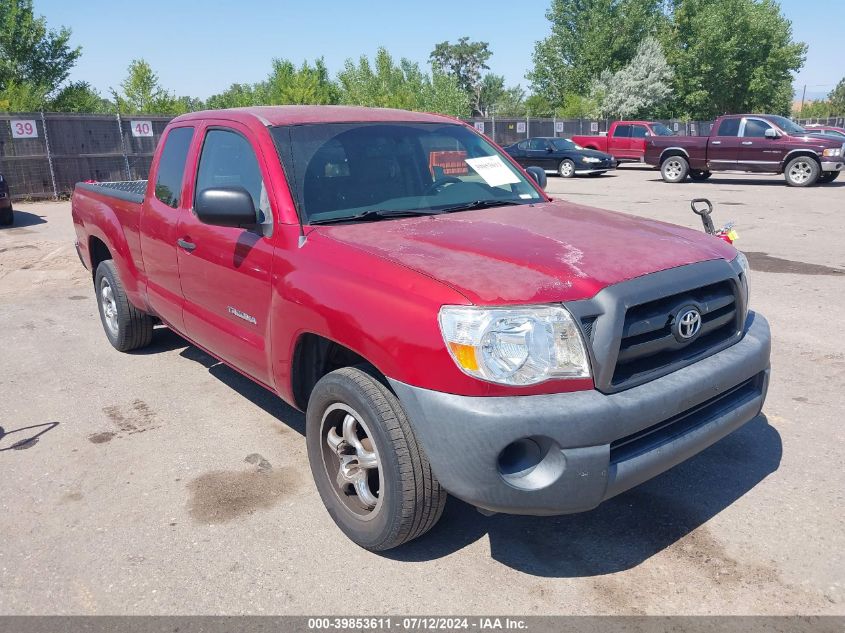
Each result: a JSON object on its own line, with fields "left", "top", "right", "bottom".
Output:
{"left": 309, "top": 209, "right": 441, "bottom": 225}
{"left": 436, "top": 199, "right": 525, "bottom": 214}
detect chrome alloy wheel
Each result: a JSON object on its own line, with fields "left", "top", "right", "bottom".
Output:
{"left": 321, "top": 403, "right": 383, "bottom": 520}
{"left": 788, "top": 160, "right": 814, "bottom": 184}
{"left": 559, "top": 160, "right": 574, "bottom": 177}
{"left": 99, "top": 277, "right": 119, "bottom": 335}
{"left": 664, "top": 159, "right": 684, "bottom": 180}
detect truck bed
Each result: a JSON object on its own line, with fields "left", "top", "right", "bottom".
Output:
{"left": 75, "top": 180, "right": 148, "bottom": 204}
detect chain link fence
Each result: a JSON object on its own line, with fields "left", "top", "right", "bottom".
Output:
{"left": 0, "top": 112, "right": 174, "bottom": 200}
{"left": 1, "top": 112, "right": 842, "bottom": 200}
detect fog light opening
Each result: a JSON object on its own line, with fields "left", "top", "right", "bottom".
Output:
{"left": 497, "top": 436, "right": 566, "bottom": 491}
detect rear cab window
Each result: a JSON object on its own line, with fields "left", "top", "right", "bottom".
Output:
{"left": 154, "top": 127, "right": 194, "bottom": 208}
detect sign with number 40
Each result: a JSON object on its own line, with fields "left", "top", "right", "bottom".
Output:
{"left": 11, "top": 120, "right": 38, "bottom": 139}
{"left": 131, "top": 121, "right": 154, "bottom": 137}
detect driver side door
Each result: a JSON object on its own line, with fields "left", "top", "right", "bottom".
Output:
{"left": 176, "top": 122, "right": 276, "bottom": 387}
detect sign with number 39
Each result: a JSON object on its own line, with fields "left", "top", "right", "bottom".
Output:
{"left": 131, "top": 120, "right": 154, "bottom": 137}
{"left": 11, "top": 120, "right": 38, "bottom": 139}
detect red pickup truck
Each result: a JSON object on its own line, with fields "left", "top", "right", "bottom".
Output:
{"left": 572, "top": 120, "right": 676, "bottom": 162}
{"left": 72, "top": 106, "right": 770, "bottom": 550}
{"left": 644, "top": 114, "right": 845, "bottom": 186}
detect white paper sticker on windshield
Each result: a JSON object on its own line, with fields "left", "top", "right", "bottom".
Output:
{"left": 465, "top": 155, "right": 521, "bottom": 187}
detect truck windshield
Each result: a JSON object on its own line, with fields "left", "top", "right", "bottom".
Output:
{"left": 271, "top": 122, "right": 542, "bottom": 224}
{"left": 766, "top": 115, "right": 806, "bottom": 135}
{"left": 651, "top": 123, "right": 675, "bottom": 136}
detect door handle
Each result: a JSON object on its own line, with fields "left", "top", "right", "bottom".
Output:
{"left": 711, "top": 141, "right": 721, "bottom": 145}
{"left": 741, "top": 141, "right": 753, "bottom": 145}
{"left": 177, "top": 238, "right": 196, "bottom": 251}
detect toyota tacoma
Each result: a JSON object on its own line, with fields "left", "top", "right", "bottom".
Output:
{"left": 71, "top": 106, "right": 771, "bottom": 550}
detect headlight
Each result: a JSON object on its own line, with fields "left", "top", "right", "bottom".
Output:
{"left": 582, "top": 156, "right": 602, "bottom": 163}
{"left": 822, "top": 148, "right": 842, "bottom": 157}
{"left": 733, "top": 252, "right": 750, "bottom": 305}
{"left": 438, "top": 305, "right": 591, "bottom": 385}
{"left": 734, "top": 251, "right": 749, "bottom": 277}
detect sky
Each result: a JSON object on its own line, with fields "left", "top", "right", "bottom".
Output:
{"left": 35, "top": 0, "right": 844, "bottom": 102}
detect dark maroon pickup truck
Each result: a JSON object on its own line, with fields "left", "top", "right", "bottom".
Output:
{"left": 644, "top": 114, "right": 845, "bottom": 187}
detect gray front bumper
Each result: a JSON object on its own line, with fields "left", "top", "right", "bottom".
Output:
{"left": 821, "top": 160, "right": 844, "bottom": 172}
{"left": 389, "top": 312, "right": 771, "bottom": 515}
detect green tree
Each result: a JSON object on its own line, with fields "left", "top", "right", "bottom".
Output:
{"left": 48, "top": 81, "right": 111, "bottom": 112}
{"left": 589, "top": 37, "right": 673, "bottom": 118}
{"left": 430, "top": 37, "right": 492, "bottom": 115}
{"left": 795, "top": 99, "right": 832, "bottom": 119}
{"left": 0, "top": 0, "right": 81, "bottom": 96}
{"left": 0, "top": 79, "right": 46, "bottom": 111}
{"left": 111, "top": 59, "right": 184, "bottom": 114}
{"left": 663, "top": 0, "right": 806, "bottom": 119}
{"left": 478, "top": 74, "right": 526, "bottom": 116}
{"left": 828, "top": 77, "right": 845, "bottom": 116}
{"left": 529, "top": 0, "right": 666, "bottom": 106}
{"left": 206, "top": 82, "right": 263, "bottom": 109}
{"left": 338, "top": 47, "right": 469, "bottom": 116}
{"left": 264, "top": 58, "right": 339, "bottom": 105}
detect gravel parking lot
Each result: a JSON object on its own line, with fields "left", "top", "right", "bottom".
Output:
{"left": 1, "top": 165, "right": 843, "bottom": 615}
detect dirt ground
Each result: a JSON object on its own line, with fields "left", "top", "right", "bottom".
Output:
{"left": 1, "top": 165, "right": 843, "bottom": 615}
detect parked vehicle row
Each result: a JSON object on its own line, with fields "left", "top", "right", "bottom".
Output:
{"left": 71, "top": 105, "right": 769, "bottom": 551}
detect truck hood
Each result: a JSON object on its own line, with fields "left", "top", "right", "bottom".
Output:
{"left": 315, "top": 200, "right": 737, "bottom": 305}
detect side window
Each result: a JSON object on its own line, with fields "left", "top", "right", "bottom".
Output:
{"left": 528, "top": 138, "right": 548, "bottom": 151}
{"left": 517, "top": 140, "right": 529, "bottom": 150}
{"left": 612, "top": 124, "right": 631, "bottom": 138}
{"left": 154, "top": 127, "right": 194, "bottom": 208}
{"left": 631, "top": 125, "right": 648, "bottom": 138}
{"left": 195, "top": 129, "right": 271, "bottom": 226}
{"left": 743, "top": 119, "right": 772, "bottom": 138}
{"left": 716, "top": 118, "right": 741, "bottom": 137}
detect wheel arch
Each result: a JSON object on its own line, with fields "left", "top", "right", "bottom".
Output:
{"left": 290, "top": 331, "right": 389, "bottom": 411}
{"left": 659, "top": 147, "right": 690, "bottom": 165}
{"left": 781, "top": 149, "right": 821, "bottom": 172}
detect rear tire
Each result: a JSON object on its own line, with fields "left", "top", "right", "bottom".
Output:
{"left": 817, "top": 171, "right": 839, "bottom": 184}
{"left": 784, "top": 157, "right": 820, "bottom": 187}
{"left": 306, "top": 366, "right": 446, "bottom": 551}
{"left": 94, "top": 260, "right": 154, "bottom": 352}
{"left": 689, "top": 170, "right": 712, "bottom": 181}
{"left": 0, "top": 207, "right": 12, "bottom": 226}
{"left": 558, "top": 159, "right": 575, "bottom": 178}
{"left": 661, "top": 156, "right": 689, "bottom": 183}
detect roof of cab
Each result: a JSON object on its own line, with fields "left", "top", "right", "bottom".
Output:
{"left": 171, "top": 105, "right": 459, "bottom": 127}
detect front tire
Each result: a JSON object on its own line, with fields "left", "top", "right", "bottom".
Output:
{"left": 661, "top": 156, "right": 689, "bottom": 183}
{"left": 94, "top": 260, "right": 154, "bottom": 352}
{"left": 558, "top": 159, "right": 575, "bottom": 178}
{"left": 817, "top": 171, "right": 839, "bottom": 184}
{"left": 784, "top": 157, "right": 820, "bottom": 187}
{"left": 306, "top": 367, "right": 446, "bottom": 551}
{"left": 689, "top": 170, "right": 712, "bottom": 181}
{"left": 0, "top": 207, "right": 12, "bottom": 226}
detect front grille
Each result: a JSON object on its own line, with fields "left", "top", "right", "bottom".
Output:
{"left": 612, "top": 280, "right": 740, "bottom": 387}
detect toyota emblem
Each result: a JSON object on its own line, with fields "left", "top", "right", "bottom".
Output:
{"left": 675, "top": 307, "right": 702, "bottom": 341}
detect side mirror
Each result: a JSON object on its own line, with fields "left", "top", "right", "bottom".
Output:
{"left": 195, "top": 187, "right": 257, "bottom": 228}
{"left": 764, "top": 128, "right": 779, "bottom": 139}
{"left": 525, "top": 166, "right": 547, "bottom": 190}
{"left": 546, "top": 146, "right": 554, "bottom": 153}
